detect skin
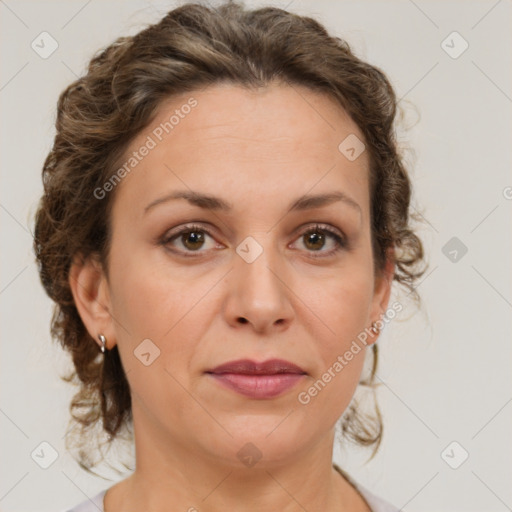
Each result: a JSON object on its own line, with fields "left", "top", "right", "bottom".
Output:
{"left": 70, "top": 82, "right": 394, "bottom": 512}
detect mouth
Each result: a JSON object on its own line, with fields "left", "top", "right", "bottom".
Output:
{"left": 205, "top": 359, "right": 307, "bottom": 399}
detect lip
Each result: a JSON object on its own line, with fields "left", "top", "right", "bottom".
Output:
{"left": 208, "top": 358, "right": 306, "bottom": 375}
{"left": 206, "top": 359, "right": 307, "bottom": 399}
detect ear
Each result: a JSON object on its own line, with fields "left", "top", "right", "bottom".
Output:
{"left": 367, "top": 247, "right": 395, "bottom": 346}
{"left": 68, "top": 252, "right": 116, "bottom": 351}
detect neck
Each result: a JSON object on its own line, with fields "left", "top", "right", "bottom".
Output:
{"left": 104, "top": 408, "right": 369, "bottom": 512}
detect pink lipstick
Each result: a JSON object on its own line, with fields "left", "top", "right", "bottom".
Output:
{"left": 206, "top": 359, "right": 306, "bottom": 399}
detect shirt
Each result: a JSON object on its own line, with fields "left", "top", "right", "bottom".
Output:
{"left": 63, "top": 465, "right": 399, "bottom": 512}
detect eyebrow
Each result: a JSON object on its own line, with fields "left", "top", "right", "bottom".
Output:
{"left": 144, "top": 190, "right": 362, "bottom": 216}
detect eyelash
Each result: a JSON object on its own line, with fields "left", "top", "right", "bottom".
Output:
{"left": 159, "top": 223, "right": 347, "bottom": 259}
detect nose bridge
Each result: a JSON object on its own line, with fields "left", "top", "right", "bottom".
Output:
{"left": 235, "top": 234, "right": 284, "bottom": 299}
{"left": 226, "top": 233, "right": 293, "bottom": 330}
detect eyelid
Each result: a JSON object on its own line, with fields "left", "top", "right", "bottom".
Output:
{"left": 291, "top": 223, "right": 347, "bottom": 256}
{"left": 160, "top": 223, "right": 221, "bottom": 253}
{"left": 293, "top": 222, "right": 344, "bottom": 240}
{"left": 160, "top": 221, "right": 348, "bottom": 257}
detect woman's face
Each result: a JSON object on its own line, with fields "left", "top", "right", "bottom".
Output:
{"left": 77, "top": 83, "right": 392, "bottom": 468}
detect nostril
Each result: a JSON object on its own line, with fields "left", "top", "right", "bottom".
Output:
{"left": 238, "top": 317, "right": 248, "bottom": 324}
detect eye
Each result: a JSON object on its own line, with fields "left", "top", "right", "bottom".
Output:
{"left": 160, "top": 222, "right": 347, "bottom": 258}
{"left": 290, "top": 224, "right": 346, "bottom": 257}
{"left": 160, "top": 224, "right": 221, "bottom": 256}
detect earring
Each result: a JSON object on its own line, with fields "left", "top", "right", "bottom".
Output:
{"left": 98, "top": 334, "right": 107, "bottom": 353}
{"left": 370, "top": 321, "right": 380, "bottom": 335}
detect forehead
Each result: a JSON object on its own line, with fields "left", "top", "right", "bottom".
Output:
{"left": 111, "top": 82, "right": 370, "bottom": 219}
{"left": 150, "top": 82, "right": 365, "bottom": 154}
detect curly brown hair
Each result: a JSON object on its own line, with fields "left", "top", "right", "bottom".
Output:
{"left": 33, "top": 0, "right": 426, "bottom": 472}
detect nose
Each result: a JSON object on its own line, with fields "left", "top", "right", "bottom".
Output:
{"left": 222, "top": 240, "right": 294, "bottom": 334}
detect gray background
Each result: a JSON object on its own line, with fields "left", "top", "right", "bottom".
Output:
{"left": 1, "top": 1, "right": 511, "bottom": 511}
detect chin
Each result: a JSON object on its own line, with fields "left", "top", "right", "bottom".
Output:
{"left": 196, "top": 417, "right": 317, "bottom": 469}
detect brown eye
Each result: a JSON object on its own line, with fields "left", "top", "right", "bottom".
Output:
{"left": 161, "top": 224, "right": 220, "bottom": 255}
{"left": 303, "top": 230, "right": 326, "bottom": 251}
{"left": 291, "top": 224, "right": 346, "bottom": 257}
{"left": 181, "top": 230, "right": 205, "bottom": 250}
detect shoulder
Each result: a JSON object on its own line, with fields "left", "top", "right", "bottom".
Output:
{"left": 333, "top": 463, "right": 399, "bottom": 512}
{"left": 61, "top": 489, "right": 107, "bottom": 512}
{"left": 355, "top": 483, "right": 400, "bottom": 512}
{"left": 60, "top": 474, "right": 399, "bottom": 512}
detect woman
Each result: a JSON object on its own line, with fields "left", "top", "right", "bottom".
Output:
{"left": 34, "top": 1, "right": 425, "bottom": 511}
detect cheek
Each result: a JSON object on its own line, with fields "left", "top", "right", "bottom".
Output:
{"left": 296, "top": 353, "right": 365, "bottom": 434}
{"left": 107, "top": 246, "right": 219, "bottom": 383}
{"left": 108, "top": 241, "right": 200, "bottom": 337}
{"left": 310, "top": 264, "right": 374, "bottom": 356}
{"left": 297, "top": 263, "right": 373, "bottom": 417}
{"left": 106, "top": 256, "right": 206, "bottom": 425}
{"left": 295, "top": 276, "right": 372, "bottom": 423}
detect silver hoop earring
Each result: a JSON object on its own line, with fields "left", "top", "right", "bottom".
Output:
{"left": 370, "top": 321, "right": 380, "bottom": 335}
{"left": 98, "top": 334, "right": 107, "bottom": 353}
